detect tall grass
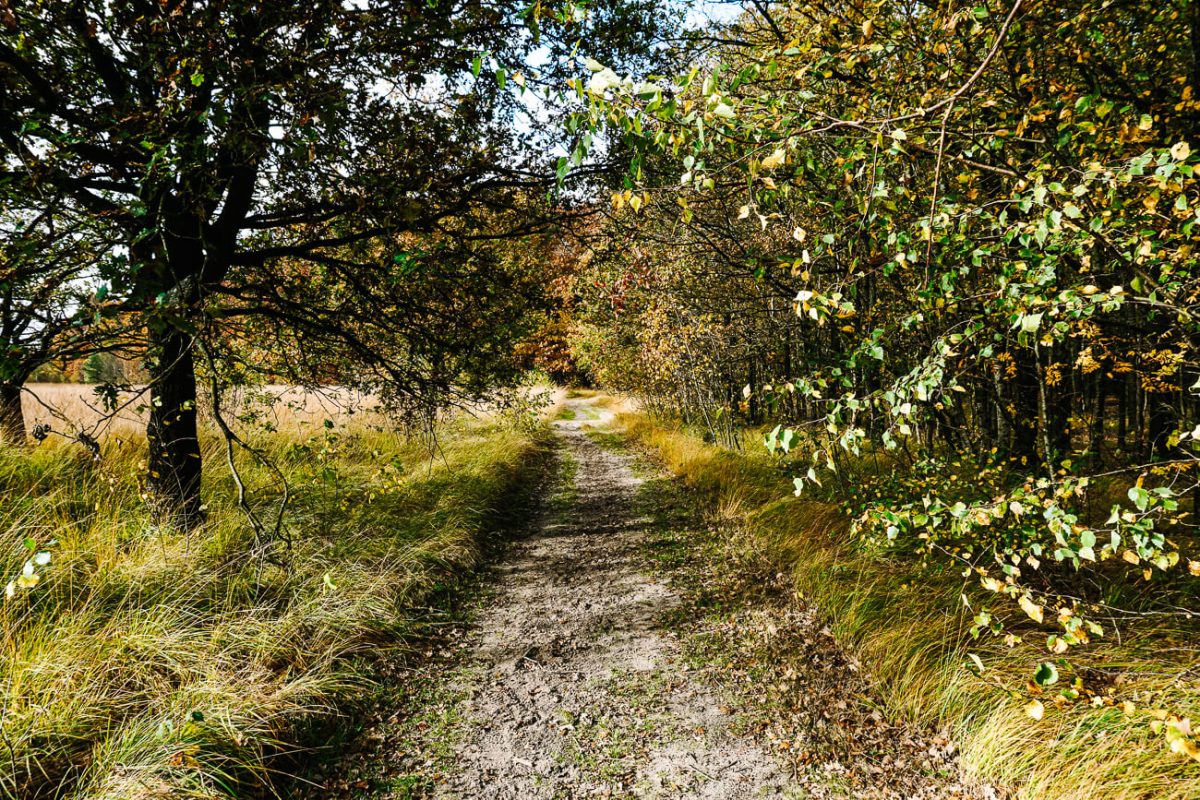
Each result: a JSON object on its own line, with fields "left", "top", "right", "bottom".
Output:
{"left": 618, "top": 410, "right": 1200, "bottom": 800}
{"left": 0, "top": 411, "right": 546, "bottom": 799}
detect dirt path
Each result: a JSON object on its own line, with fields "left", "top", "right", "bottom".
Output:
{"left": 303, "top": 398, "right": 993, "bottom": 799}
{"left": 432, "top": 399, "right": 794, "bottom": 798}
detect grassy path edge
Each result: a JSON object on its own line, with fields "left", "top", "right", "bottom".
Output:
{"left": 282, "top": 425, "right": 564, "bottom": 799}
{"left": 614, "top": 408, "right": 1198, "bottom": 800}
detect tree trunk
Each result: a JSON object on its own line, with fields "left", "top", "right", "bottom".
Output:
{"left": 1089, "top": 376, "right": 1106, "bottom": 467}
{"left": 1147, "top": 389, "right": 1178, "bottom": 462}
{"left": 1011, "top": 350, "right": 1041, "bottom": 462}
{"left": 1041, "top": 349, "right": 1072, "bottom": 463}
{"left": 0, "top": 383, "right": 25, "bottom": 446}
{"left": 1117, "top": 375, "right": 1128, "bottom": 452}
{"left": 147, "top": 324, "right": 204, "bottom": 527}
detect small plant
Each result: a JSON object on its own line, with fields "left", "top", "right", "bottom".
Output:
{"left": 3, "top": 538, "right": 51, "bottom": 599}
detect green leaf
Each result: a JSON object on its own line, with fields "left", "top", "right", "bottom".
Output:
{"left": 1033, "top": 662, "right": 1059, "bottom": 687}
{"left": 1128, "top": 486, "right": 1150, "bottom": 511}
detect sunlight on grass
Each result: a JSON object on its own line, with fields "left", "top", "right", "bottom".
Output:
{"left": 0, "top": 413, "right": 546, "bottom": 799}
{"left": 617, "top": 408, "right": 1200, "bottom": 800}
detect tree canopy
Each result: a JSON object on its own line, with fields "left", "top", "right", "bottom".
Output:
{"left": 0, "top": 0, "right": 672, "bottom": 523}
{"left": 569, "top": 0, "right": 1200, "bottom": 719}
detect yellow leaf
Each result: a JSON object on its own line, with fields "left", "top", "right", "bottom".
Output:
{"left": 1188, "top": 560, "right": 1200, "bottom": 576}
{"left": 761, "top": 148, "right": 786, "bottom": 169}
{"left": 1171, "top": 141, "right": 1191, "bottom": 161}
{"left": 1019, "top": 595, "right": 1044, "bottom": 623}
{"left": 1026, "top": 699, "right": 1044, "bottom": 720}
{"left": 862, "top": 19, "right": 875, "bottom": 38}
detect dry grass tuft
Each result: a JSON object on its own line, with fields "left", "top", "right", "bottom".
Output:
{"left": 617, "top": 408, "right": 1200, "bottom": 800}
{"left": 0, "top": 404, "right": 545, "bottom": 800}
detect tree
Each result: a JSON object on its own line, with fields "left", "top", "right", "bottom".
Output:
{"left": 574, "top": 0, "right": 1200, "bottom": 662}
{"left": 0, "top": 0, "right": 670, "bottom": 523}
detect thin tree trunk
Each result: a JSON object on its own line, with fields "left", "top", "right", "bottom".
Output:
{"left": 0, "top": 383, "right": 25, "bottom": 446}
{"left": 1117, "top": 376, "right": 1128, "bottom": 452}
{"left": 1012, "top": 350, "right": 1041, "bottom": 461}
{"left": 147, "top": 324, "right": 204, "bottom": 527}
{"left": 1148, "top": 390, "right": 1177, "bottom": 461}
{"left": 1089, "top": 376, "right": 1106, "bottom": 467}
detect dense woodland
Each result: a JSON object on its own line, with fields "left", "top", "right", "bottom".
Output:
{"left": 2, "top": 0, "right": 1200, "bottom": 797}
{"left": 573, "top": 0, "right": 1200, "bottom": 659}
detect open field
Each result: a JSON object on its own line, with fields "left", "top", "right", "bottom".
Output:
{"left": 19, "top": 383, "right": 566, "bottom": 441}
{"left": 18, "top": 383, "right": 398, "bottom": 443}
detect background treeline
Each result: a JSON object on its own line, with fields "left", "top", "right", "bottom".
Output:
{"left": 580, "top": 0, "right": 1199, "bottom": 468}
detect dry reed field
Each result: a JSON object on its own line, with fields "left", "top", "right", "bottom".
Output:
{"left": 20, "top": 383, "right": 564, "bottom": 444}
{"left": 19, "top": 383, "right": 397, "bottom": 443}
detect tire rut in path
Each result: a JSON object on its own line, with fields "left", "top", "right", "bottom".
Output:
{"left": 435, "top": 403, "right": 795, "bottom": 799}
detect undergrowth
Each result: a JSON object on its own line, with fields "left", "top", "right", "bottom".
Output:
{"left": 617, "top": 409, "right": 1200, "bottom": 800}
{"left": 0, "top": 414, "right": 546, "bottom": 800}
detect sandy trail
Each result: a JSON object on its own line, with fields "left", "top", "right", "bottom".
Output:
{"left": 302, "top": 396, "right": 992, "bottom": 800}
{"left": 434, "top": 397, "right": 795, "bottom": 799}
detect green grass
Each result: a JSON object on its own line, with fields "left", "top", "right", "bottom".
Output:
{"left": 0, "top": 414, "right": 547, "bottom": 800}
{"left": 615, "top": 409, "right": 1200, "bottom": 800}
